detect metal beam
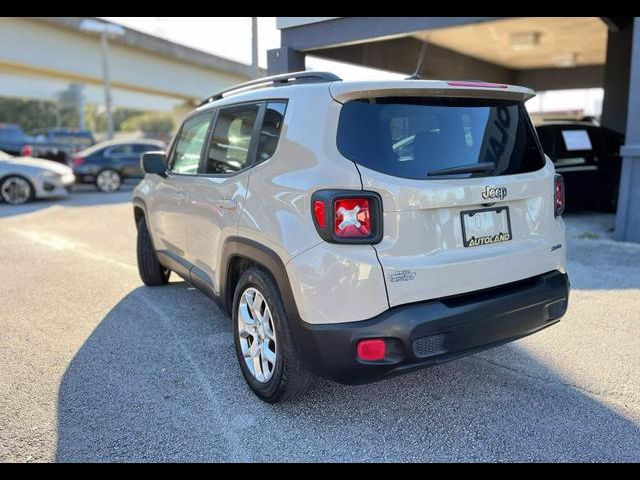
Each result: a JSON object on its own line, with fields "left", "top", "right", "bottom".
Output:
{"left": 515, "top": 65, "right": 604, "bottom": 91}
{"left": 281, "top": 16, "right": 504, "bottom": 52}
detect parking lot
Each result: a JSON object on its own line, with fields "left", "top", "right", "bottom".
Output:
{"left": 0, "top": 187, "right": 639, "bottom": 462}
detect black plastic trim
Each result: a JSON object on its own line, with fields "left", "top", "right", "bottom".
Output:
{"left": 292, "top": 270, "right": 570, "bottom": 384}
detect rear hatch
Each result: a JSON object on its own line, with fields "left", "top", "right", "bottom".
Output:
{"left": 331, "top": 81, "right": 566, "bottom": 307}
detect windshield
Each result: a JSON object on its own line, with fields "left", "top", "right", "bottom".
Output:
{"left": 337, "top": 97, "right": 545, "bottom": 179}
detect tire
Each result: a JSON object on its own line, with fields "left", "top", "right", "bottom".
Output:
{"left": 95, "top": 169, "right": 122, "bottom": 193}
{"left": 136, "top": 218, "right": 170, "bottom": 286}
{"left": 232, "top": 267, "right": 315, "bottom": 403}
{"left": 0, "top": 175, "right": 34, "bottom": 205}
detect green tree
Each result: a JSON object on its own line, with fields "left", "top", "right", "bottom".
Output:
{"left": 0, "top": 97, "right": 59, "bottom": 132}
{"left": 120, "top": 112, "right": 175, "bottom": 136}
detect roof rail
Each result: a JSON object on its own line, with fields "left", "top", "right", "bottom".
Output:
{"left": 198, "top": 71, "right": 341, "bottom": 107}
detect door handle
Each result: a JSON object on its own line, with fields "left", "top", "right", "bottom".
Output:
{"left": 173, "top": 191, "right": 187, "bottom": 202}
{"left": 216, "top": 199, "right": 237, "bottom": 211}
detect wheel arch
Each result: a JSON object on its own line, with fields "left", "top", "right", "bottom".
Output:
{"left": 221, "top": 237, "right": 300, "bottom": 323}
{"left": 132, "top": 197, "right": 148, "bottom": 230}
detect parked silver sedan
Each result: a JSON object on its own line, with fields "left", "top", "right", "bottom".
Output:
{"left": 0, "top": 149, "right": 75, "bottom": 204}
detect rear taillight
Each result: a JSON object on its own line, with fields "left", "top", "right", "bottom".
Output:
{"left": 21, "top": 145, "right": 33, "bottom": 157}
{"left": 313, "top": 200, "right": 325, "bottom": 228}
{"left": 555, "top": 174, "right": 565, "bottom": 217}
{"left": 334, "top": 198, "right": 371, "bottom": 238}
{"left": 72, "top": 156, "right": 85, "bottom": 167}
{"left": 311, "top": 190, "right": 382, "bottom": 244}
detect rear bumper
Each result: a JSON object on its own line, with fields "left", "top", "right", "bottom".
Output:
{"left": 294, "top": 270, "right": 569, "bottom": 384}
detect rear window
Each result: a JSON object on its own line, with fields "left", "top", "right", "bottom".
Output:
{"left": 337, "top": 97, "right": 545, "bottom": 179}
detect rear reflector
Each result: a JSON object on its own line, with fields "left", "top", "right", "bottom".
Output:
{"left": 447, "top": 81, "right": 508, "bottom": 89}
{"left": 357, "top": 339, "right": 386, "bottom": 361}
{"left": 555, "top": 174, "right": 565, "bottom": 216}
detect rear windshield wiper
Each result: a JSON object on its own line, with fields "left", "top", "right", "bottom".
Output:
{"left": 427, "top": 162, "right": 496, "bottom": 177}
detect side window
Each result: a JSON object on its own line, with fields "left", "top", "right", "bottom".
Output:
{"left": 170, "top": 113, "right": 213, "bottom": 175}
{"left": 256, "top": 102, "right": 287, "bottom": 162}
{"left": 106, "top": 145, "right": 134, "bottom": 157}
{"left": 205, "top": 104, "right": 259, "bottom": 174}
{"left": 133, "top": 144, "right": 161, "bottom": 153}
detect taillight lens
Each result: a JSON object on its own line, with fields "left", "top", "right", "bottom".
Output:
{"left": 555, "top": 174, "right": 565, "bottom": 217}
{"left": 334, "top": 198, "right": 371, "bottom": 238}
{"left": 72, "top": 156, "right": 85, "bottom": 167}
{"left": 313, "top": 200, "right": 325, "bottom": 228}
{"left": 311, "top": 190, "right": 382, "bottom": 244}
{"left": 21, "top": 145, "right": 33, "bottom": 157}
{"left": 357, "top": 339, "right": 386, "bottom": 361}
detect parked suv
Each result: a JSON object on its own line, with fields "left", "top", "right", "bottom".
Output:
{"left": 536, "top": 121, "right": 623, "bottom": 212}
{"left": 133, "top": 72, "right": 570, "bottom": 403}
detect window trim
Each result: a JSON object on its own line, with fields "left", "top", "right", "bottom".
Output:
{"left": 166, "top": 110, "right": 216, "bottom": 177}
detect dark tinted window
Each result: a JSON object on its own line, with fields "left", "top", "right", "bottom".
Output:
{"left": 337, "top": 97, "right": 545, "bottom": 179}
{"left": 133, "top": 143, "right": 162, "bottom": 153}
{"left": 106, "top": 145, "right": 134, "bottom": 156}
{"left": 205, "top": 103, "right": 259, "bottom": 174}
{"left": 602, "top": 128, "right": 624, "bottom": 155}
{"left": 537, "top": 127, "right": 555, "bottom": 156}
{"left": 257, "top": 102, "right": 287, "bottom": 162}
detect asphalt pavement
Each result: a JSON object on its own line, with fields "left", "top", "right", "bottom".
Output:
{"left": 0, "top": 187, "right": 639, "bottom": 462}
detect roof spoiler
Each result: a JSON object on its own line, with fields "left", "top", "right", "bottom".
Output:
{"left": 330, "top": 80, "right": 535, "bottom": 104}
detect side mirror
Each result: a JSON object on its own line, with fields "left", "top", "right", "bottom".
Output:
{"left": 141, "top": 151, "right": 167, "bottom": 176}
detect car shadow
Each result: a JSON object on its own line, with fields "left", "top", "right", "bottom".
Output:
{"left": 0, "top": 185, "right": 135, "bottom": 219}
{"left": 55, "top": 282, "right": 640, "bottom": 462}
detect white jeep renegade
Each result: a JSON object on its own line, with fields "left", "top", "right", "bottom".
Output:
{"left": 133, "top": 72, "right": 570, "bottom": 403}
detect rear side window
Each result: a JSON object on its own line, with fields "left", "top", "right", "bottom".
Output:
{"left": 337, "top": 97, "right": 545, "bottom": 179}
{"left": 256, "top": 102, "right": 287, "bottom": 162}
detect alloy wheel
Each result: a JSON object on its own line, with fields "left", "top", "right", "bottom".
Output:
{"left": 1, "top": 177, "right": 32, "bottom": 204}
{"left": 96, "top": 170, "right": 121, "bottom": 192}
{"left": 237, "top": 287, "right": 278, "bottom": 383}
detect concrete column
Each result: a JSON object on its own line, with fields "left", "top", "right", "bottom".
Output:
{"left": 601, "top": 22, "right": 633, "bottom": 134}
{"left": 614, "top": 17, "right": 640, "bottom": 242}
{"left": 267, "top": 47, "right": 305, "bottom": 75}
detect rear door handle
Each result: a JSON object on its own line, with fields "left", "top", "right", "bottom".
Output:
{"left": 216, "top": 199, "right": 237, "bottom": 211}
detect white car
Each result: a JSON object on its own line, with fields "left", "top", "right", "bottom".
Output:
{"left": 0, "top": 150, "right": 75, "bottom": 204}
{"left": 133, "top": 72, "right": 570, "bottom": 403}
